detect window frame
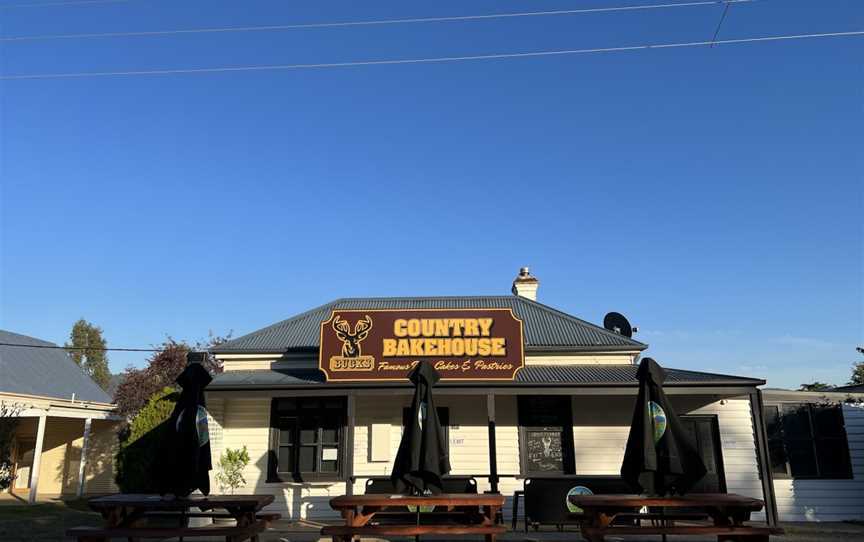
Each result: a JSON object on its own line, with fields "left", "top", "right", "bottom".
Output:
{"left": 763, "top": 402, "right": 853, "bottom": 481}
{"left": 268, "top": 396, "right": 347, "bottom": 483}
{"left": 516, "top": 395, "right": 576, "bottom": 477}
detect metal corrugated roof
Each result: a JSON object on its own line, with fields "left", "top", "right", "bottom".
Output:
{"left": 212, "top": 296, "right": 647, "bottom": 353}
{"left": 208, "top": 365, "right": 762, "bottom": 389}
{"left": 0, "top": 330, "right": 113, "bottom": 403}
{"left": 514, "top": 365, "right": 763, "bottom": 386}
{"left": 833, "top": 383, "right": 864, "bottom": 393}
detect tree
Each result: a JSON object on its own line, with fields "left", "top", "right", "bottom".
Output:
{"left": 0, "top": 402, "right": 23, "bottom": 491}
{"left": 113, "top": 342, "right": 188, "bottom": 418}
{"left": 66, "top": 319, "right": 111, "bottom": 391}
{"left": 113, "top": 332, "right": 228, "bottom": 419}
{"left": 215, "top": 446, "right": 250, "bottom": 494}
{"left": 851, "top": 363, "right": 864, "bottom": 386}
{"left": 799, "top": 381, "right": 833, "bottom": 392}
{"left": 850, "top": 348, "right": 864, "bottom": 385}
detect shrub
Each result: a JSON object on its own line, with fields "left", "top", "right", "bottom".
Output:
{"left": 0, "top": 402, "right": 23, "bottom": 491}
{"left": 215, "top": 446, "right": 250, "bottom": 494}
{"left": 115, "top": 387, "right": 178, "bottom": 492}
{"left": 113, "top": 337, "right": 226, "bottom": 419}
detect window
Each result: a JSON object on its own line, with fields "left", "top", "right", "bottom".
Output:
{"left": 763, "top": 403, "right": 852, "bottom": 480}
{"left": 269, "top": 397, "right": 346, "bottom": 482}
{"left": 518, "top": 396, "right": 575, "bottom": 475}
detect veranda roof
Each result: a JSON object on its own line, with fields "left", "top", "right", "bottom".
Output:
{"left": 209, "top": 364, "right": 764, "bottom": 390}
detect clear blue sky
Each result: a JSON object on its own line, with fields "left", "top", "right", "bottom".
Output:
{"left": 1, "top": 0, "right": 861, "bottom": 389}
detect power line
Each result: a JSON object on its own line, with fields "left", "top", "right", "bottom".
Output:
{"left": 0, "top": 341, "right": 160, "bottom": 352}
{"left": 710, "top": 1, "right": 734, "bottom": 46}
{"left": 0, "top": 0, "right": 130, "bottom": 9}
{"left": 1, "top": 0, "right": 756, "bottom": 42}
{"left": 2, "top": 30, "right": 861, "bottom": 80}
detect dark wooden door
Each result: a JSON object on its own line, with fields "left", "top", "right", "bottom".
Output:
{"left": 680, "top": 415, "right": 726, "bottom": 493}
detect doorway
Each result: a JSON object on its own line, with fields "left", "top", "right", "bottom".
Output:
{"left": 12, "top": 438, "right": 36, "bottom": 491}
{"left": 680, "top": 415, "right": 726, "bottom": 493}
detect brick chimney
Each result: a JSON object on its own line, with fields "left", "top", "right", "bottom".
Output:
{"left": 511, "top": 267, "right": 539, "bottom": 301}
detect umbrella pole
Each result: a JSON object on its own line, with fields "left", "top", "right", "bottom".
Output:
{"left": 416, "top": 504, "right": 420, "bottom": 541}
{"left": 415, "top": 487, "right": 421, "bottom": 542}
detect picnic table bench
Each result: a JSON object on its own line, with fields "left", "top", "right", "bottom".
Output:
{"left": 66, "top": 493, "right": 280, "bottom": 542}
{"left": 323, "top": 493, "right": 506, "bottom": 542}
{"left": 568, "top": 493, "right": 783, "bottom": 542}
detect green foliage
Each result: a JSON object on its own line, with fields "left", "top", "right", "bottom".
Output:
{"left": 850, "top": 360, "right": 864, "bottom": 386}
{"left": 215, "top": 446, "right": 250, "bottom": 494}
{"left": 115, "top": 387, "right": 178, "bottom": 492}
{"left": 0, "top": 402, "right": 23, "bottom": 491}
{"left": 798, "top": 381, "right": 833, "bottom": 392}
{"left": 66, "top": 319, "right": 111, "bottom": 391}
{"left": 114, "top": 332, "right": 229, "bottom": 419}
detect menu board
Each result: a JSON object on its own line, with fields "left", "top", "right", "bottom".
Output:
{"left": 525, "top": 429, "right": 564, "bottom": 472}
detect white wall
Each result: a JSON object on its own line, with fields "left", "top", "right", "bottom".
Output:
{"left": 689, "top": 398, "right": 766, "bottom": 521}
{"left": 209, "top": 392, "right": 773, "bottom": 523}
{"left": 568, "top": 397, "right": 763, "bottom": 493}
{"left": 770, "top": 403, "right": 864, "bottom": 522}
{"left": 352, "top": 395, "right": 493, "bottom": 494}
{"left": 208, "top": 396, "right": 348, "bottom": 520}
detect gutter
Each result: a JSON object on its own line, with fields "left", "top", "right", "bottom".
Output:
{"left": 207, "top": 379, "right": 765, "bottom": 392}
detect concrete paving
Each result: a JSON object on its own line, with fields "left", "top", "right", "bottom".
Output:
{"left": 253, "top": 521, "right": 864, "bottom": 542}
{"left": 4, "top": 501, "right": 862, "bottom": 541}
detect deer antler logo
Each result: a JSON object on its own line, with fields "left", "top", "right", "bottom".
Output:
{"left": 332, "top": 315, "right": 373, "bottom": 358}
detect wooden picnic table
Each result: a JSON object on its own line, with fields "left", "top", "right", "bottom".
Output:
{"left": 568, "top": 493, "right": 781, "bottom": 542}
{"left": 67, "top": 493, "right": 280, "bottom": 542}
{"left": 324, "top": 493, "right": 506, "bottom": 542}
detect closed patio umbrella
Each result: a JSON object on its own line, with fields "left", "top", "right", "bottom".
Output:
{"left": 621, "top": 357, "right": 706, "bottom": 495}
{"left": 158, "top": 357, "right": 213, "bottom": 497}
{"left": 391, "top": 361, "right": 451, "bottom": 495}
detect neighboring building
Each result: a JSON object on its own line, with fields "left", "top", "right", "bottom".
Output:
{"left": 761, "top": 388, "right": 864, "bottom": 521}
{"left": 0, "top": 330, "right": 120, "bottom": 502}
{"left": 207, "top": 270, "right": 780, "bottom": 525}
{"left": 834, "top": 383, "right": 864, "bottom": 393}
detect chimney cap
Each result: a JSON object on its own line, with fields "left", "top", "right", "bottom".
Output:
{"left": 512, "top": 266, "right": 539, "bottom": 300}
{"left": 514, "top": 266, "right": 538, "bottom": 283}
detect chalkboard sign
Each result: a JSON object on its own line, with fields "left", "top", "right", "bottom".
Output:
{"left": 525, "top": 429, "right": 564, "bottom": 472}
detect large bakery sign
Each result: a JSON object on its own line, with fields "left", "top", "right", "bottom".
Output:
{"left": 318, "top": 309, "right": 524, "bottom": 381}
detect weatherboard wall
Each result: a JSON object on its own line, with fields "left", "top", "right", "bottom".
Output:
{"left": 12, "top": 416, "right": 119, "bottom": 496}
{"left": 209, "top": 396, "right": 349, "bottom": 520}
{"left": 207, "top": 391, "right": 772, "bottom": 522}
{"left": 83, "top": 420, "right": 120, "bottom": 494}
{"left": 770, "top": 403, "right": 864, "bottom": 522}
{"left": 565, "top": 397, "right": 766, "bottom": 520}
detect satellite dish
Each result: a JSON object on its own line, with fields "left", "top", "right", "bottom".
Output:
{"left": 604, "top": 312, "right": 634, "bottom": 338}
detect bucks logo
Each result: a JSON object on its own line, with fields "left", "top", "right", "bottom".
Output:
{"left": 329, "top": 315, "right": 375, "bottom": 371}
{"left": 332, "top": 315, "right": 372, "bottom": 357}
{"left": 649, "top": 401, "right": 667, "bottom": 444}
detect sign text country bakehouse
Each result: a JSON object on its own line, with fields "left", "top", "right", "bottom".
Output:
{"left": 318, "top": 309, "right": 525, "bottom": 381}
